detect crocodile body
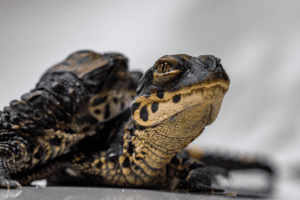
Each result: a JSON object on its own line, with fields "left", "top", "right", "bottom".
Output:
{"left": 6, "top": 54, "right": 231, "bottom": 192}
{"left": 0, "top": 50, "right": 142, "bottom": 188}
{"left": 0, "top": 51, "right": 274, "bottom": 194}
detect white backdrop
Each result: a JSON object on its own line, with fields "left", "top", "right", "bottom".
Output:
{"left": 1, "top": 0, "right": 300, "bottom": 197}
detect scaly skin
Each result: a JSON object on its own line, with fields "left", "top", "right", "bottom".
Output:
{"left": 14, "top": 54, "right": 231, "bottom": 193}
{"left": 0, "top": 50, "right": 142, "bottom": 188}
{"left": 1, "top": 52, "right": 274, "bottom": 196}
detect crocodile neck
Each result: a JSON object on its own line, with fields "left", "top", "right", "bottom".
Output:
{"left": 120, "top": 102, "right": 212, "bottom": 185}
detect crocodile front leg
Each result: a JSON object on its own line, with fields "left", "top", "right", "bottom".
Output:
{"left": 0, "top": 158, "right": 21, "bottom": 189}
{"left": 166, "top": 150, "right": 226, "bottom": 193}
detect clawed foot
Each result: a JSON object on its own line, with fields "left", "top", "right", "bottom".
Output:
{"left": 176, "top": 168, "right": 224, "bottom": 193}
{"left": 0, "top": 178, "right": 22, "bottom": 189}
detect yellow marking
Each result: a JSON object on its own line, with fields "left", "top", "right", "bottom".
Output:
{"left": 125, "top": 173, "right": 136, "bottom": 185}
{"left": 34, "top": 128, "right": 88, "bottom": 164}
{"left": 12, "top": 125, "right": 20, "bottom": 129}
{"left": 186, "top": 144, "right": 206, "bottom": 159}
{"left": 74, "top": 156, "right": 81, "bottom": 162}
{"left": 118, "top": 175, "right": 127, "bottom": 185}
{"left": 100, "top": 152, "right": 106, "bottom": 157}
{"left": 176, "top": 164, "right": 184, "bottom": 171}
{"left": 153, "top": 70, "right": 182, "bottom": 85}
{"left": 108, "top": 162, "right": 115, "bottom": 169}
{"left": 128, "top": 100, "right": 214, "bottom": 174}
{"left": 89, "top": 89, "right": 135, "bottom": 122}
{"left": 226, "top": 193, "right": 238, "bottom": 197}
{"left": 133, "top": 83, "right": 228, "bottom": 127}
{"left": 110, "top": 169, "right": 116, "bottom": 176}
{"left": 32, "top": 158, "right": 39, "bottom": 166}
{"left": 106, "top": 175, "right": 113, "bottom": 181}
{"left": 133, "top": 167, "right": 142, "bottom": 176}
{"left": 143, "top": 176, "right": 151, "bottom": 183}
{"left": 100, "top": 156, "right": 106, "bottom": 163}
{"left": 122, "top": 167, "right": 131, "bottom": 176}
{"left": 113, "top": 174, "right": 120, "bottom": 183}
{"left": 93, "top": 159, "right": 100, "bottom": 165}
{"left": 101, "top": 169, "right": 107, "bottom": 176}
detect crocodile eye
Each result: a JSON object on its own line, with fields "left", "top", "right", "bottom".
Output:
{"left": 156, "top": 62, "right": 172, "bottom": 74}
{"left": 153, "top": 62, "right": 182, "bottom": 85}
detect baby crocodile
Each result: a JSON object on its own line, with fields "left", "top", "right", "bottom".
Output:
{"left": 1, "top": 52, "right": 274, "bottom": 194}
{"left": 0, "top": 50, "right": 141, "bottom": 188}
{"left": 12, "top": 54, "right": 232, "bottom": 192}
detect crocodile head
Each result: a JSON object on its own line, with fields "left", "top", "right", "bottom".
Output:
{"left": 129, "top": 54, "right": 230, "bottom": 169}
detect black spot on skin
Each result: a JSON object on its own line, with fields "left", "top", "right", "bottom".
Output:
{"left": 49, "top": 136, "right": 61, "bottom": 146}
{"left": 133, "top": 165, "right": 139, "bottom": 170}
{"left": 139, "top": 106, "right": 148, "bottom": 122}
{"left": 113, "top": 98, "right": 118, "bottom": 104}
{"left": 104, "top": 104, "right": 110, "bottom": 119}
{"left": 171, "top": 156, "right": 180, "bottom": 166}
{"left": 28, "top": 125, "right": 44, "bottom": 136}
{"left": 52, "top": 83, "right": 65, "bottom": 93}
{"left": 94, "top": 109, "right": 101, "bottom": 115}
{"left": 173, "top": 95, "right": 181, "bottom": 103}
{"left": 130, "top": 102, "right": 140, "bottom": 115}
{"left": 92, "top": 96, "right": 107, "bottom": 106}
{"left": 97, "top": 160, "right": 103, "bottom": 168}
{"left": 127, "top": 141, "right": 134, "bottom": 155}
{"left": 129, "top": 80, "right": 138, "bottom": 91}
{"left": 121, "top": 102, "right": 125, "bottom": 110}
{"left": 53, "top": 108, "right": 68, "bottom": 122}
{"left": 64, "top": 128, "right": 75, "bottom": 133}
{"left": 138, "top": 125, "right": 146, "bottom": 130}
{"left": 82, "top": 127, "right": 90, "bottom": 132}
{"left": 76, "top": 115, "right": 98, "bottom": 125}
{"left": 34, "top": 149, "right": 43, "bottom": 161}
{"left": 122, "top": 156, "right": 130, "bottom": 168}
{"left": 135, "top": 156, "right": 143, "bottom": 161}
{"left": 157, "top": 91, "right": 164, "bottom": 99}
{"left": 151, "top": 102, "right": 159, "bottom": 113}
{"left": 10, "top": 115, "right": 21, "bottom": 124}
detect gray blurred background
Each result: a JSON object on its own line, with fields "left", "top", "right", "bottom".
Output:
{"left": 1, "top": 0, "right": 300, "bottom": 198}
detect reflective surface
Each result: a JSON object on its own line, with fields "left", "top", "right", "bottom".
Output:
{"left": 0, "top": 170, "right": 282, "bottom": 200}
{"left": 0, "top": 169, "right": 299, "bottom": 199}
{"left": 0, "top": 186, "right": 274, "bottom": 200}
